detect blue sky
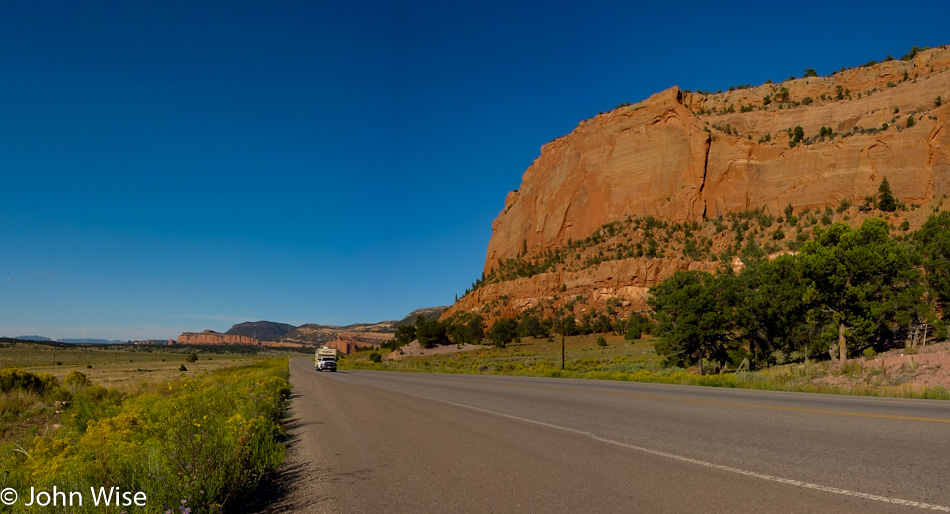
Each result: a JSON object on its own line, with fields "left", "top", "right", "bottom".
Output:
{"left": 1, "top": 1, "right": 947, "bottom": 340}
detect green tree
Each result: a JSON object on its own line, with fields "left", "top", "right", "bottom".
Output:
{"left": 518, "top": 314, "right": 547, "bottom": 339}
{"left": 792, "top": 126, "right": 805, "bottom": 143}
{"left": 775, "top": 87, "right": 790, "bottom": 103}
{"left": 416, "top": 316, "right": 448, "bottom": 348}
{"left": 624, "top": 313, "right": 652, "bottom": 340}
{"left": 734, "top": 255, "right": 808, "bottom": 368}
{"left": 394, "top": 324, "right": 416, "bottom": 346}
{"left": 799, "top": 219, "right": 922, "bottom": 361}
{"left": 877, "top": 177, "right": 897, "bottom": 212}
{"left": 489, "top": 318, "right": 518, "bottom": 347}
{"left": 562, "top": 315, "right": 580, "bottom": 336}
{"left": 648, "top": 271, "right": 737, "bottom": 374}
{"left": 463, "top": 314, "right": 486, "bottom": 344}
{"left": 913, "top": 211, "right": 950, "bottom": 311}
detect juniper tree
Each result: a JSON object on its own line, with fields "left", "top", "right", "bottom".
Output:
{"left": 878, "top": 177, "right": 897, "bottom": 212}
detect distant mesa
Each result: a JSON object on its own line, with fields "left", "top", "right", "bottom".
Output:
{"left": 174, "top": 308, "right": 449, "bottom": 354}
{"left": 16, "top": 335, "right": 53, "bottom": 341}
{"left": 59, "top": 338, "right": 126, "bottom": 344}
{"left": 175, "top": 330, "right": 270, "bottom": 346}
{"left": 226, "top": 320, "right": 296, "bottom": 341}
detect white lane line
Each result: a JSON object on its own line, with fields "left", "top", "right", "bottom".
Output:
{"left": 406, "top": 391, "right": 950, "bottom": 512}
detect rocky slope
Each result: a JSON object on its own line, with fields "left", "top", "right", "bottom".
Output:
{"left": 447, "top": 45, "right": 950, "bottom": 323}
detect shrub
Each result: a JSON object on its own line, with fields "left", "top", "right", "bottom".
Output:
{"left": 65, "top": 370, "right": 91, "bottom": 387}
{"left": 179, "top": 364, "right": 188, "bottom": 371}
{"left": 369, "top": 351, "right": 382, "bottom": 363}
{"left": 596, "top": 336, "right": 607, "bottom": 347}
{"left": 186, "top": 353, "right": 199, "bottom": 363}
{"left": 0, "top": 368, "right": 58, "bottom": 394}
{"left": 793, "top": 126, "right": 804, "bottom": 143}
{"left": 906, "top": 115, "right": 915, "bottom": 128}
{"left": 863, "top": 348, "right": 877, "bottom": 359}
{"left": 8, "top": 360, "right": 290, "bottom": 513}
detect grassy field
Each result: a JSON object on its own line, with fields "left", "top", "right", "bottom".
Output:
{"left": 0, "top": 341, "right": 307, "bottom": 512}
{"left": 0, "top": 341, "right": 310, "bottom": 393}
{"left": 343, "top": 334, "right": 950, "bottom": 400}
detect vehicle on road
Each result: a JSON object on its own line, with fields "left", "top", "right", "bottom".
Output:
{"left": 316, "top": 347, "right": 338, "bottom": 372}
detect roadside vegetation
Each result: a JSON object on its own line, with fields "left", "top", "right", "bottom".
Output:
{"left": 365, "top": 185, "right": 950, "bottom": 400}
{"left": 345, "top": 333, "right": 950, "bottom": 400}
{"left": 464, "top": 179, "right": 925, "bottom": 301}
{"left": 0, "top": 346, "right": 294, "bottom": 513}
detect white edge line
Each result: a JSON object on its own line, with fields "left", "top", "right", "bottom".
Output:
{"left": 404, "top": 390, "right": 950, "bottom": 512}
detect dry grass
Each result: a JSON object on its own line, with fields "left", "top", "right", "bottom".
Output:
{"left": 346, "top": 335, "right": 950, "bottom": 400}
{"left": 0, "top": 342, "right": 311, "bottom": 392}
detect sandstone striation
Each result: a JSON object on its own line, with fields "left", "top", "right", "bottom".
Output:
{"left": 485, "top": 48, "right": 950, "bottom": 274}
{"left": 449, "top": 46, "right": 950, "bottom": 323}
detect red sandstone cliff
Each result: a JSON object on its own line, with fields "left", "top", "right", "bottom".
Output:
{"left": 175, "top": 330, "right": 261, "bottom": 346}
{"left": 446, "top": 46, "right": 950, "bottom": 323}
{"left": 483, "top": 47, "right": 950, "bottom": 275}
{"left": 323, "top": 331, "right": 392, "bottom": 354}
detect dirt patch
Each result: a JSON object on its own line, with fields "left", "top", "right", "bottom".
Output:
{"left": 813, "top": 342, "right": 950, "bottom": 391}
{"left": 385, "top": 341, "right": 486, "bottom": 361}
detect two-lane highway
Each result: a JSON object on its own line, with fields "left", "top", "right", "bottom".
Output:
{"left": 269, "top": 357, "right": 950, "bottom": 513}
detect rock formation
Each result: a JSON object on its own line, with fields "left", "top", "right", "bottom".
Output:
{"left": 323, "top": 331, "right": 392, "bottom": 354}
{"left": 226, "top": 320, "right": 296, "bottom": 341}
{"left": 175, "top": 330, "right": 261, "bottom": 346}
{"left": 484, "top": 47, "right": 950, "bottom": 274}
{"left": 447, "top": 45, "right": 950, "bottom": 323}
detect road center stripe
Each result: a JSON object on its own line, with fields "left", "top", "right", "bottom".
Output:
{"left": 405, "top": 389, "right": 950, "bottom": 512}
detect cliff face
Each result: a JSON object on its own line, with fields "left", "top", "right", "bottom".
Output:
{"left": 448, "top": 46, "right": 950, "bottom": 324}
{"left": 323, "top": 332, "right": 392, "bottom": 354}
{"left": 483, "top": 47, "right": 950, "bottom": 275}
{"left": 176, "top": 330, "right": 260, "bottom": 345}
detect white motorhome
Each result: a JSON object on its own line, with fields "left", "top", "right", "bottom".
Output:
{"left": 315, "top": 347, "right": 338, "bottom": 372}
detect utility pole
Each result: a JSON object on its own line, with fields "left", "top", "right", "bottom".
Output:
{"left": 561, "top": 316, "right": 565, "bottom": 370}
{"left": 553, "top": 303, "right": 565, "bottom": 370}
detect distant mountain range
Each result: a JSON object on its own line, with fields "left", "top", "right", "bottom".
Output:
{"left": 213, "top": 306, "right": 450, "bottom": 347}
{"left": 7, "top": 306, "right": 451, "bottom": 348}
{"left": 8, "top": 336, "right": 127, "bottom": 344}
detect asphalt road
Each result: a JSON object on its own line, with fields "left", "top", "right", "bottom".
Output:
{"left": 261, "top": 357, "right": 950, "bottom": 513}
